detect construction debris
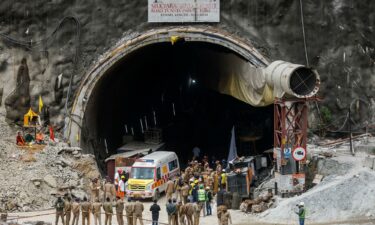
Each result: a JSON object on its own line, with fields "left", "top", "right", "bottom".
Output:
{"left": 0, "top": 116, "right": 100, "bottom": 212}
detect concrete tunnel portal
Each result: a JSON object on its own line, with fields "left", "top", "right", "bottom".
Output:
{"left": 67, "top": 27, "right": 319, "bottom": 170}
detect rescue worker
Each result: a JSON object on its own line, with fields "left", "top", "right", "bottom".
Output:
{"left": 166, "top": 178, "right": 175, "bottom": 201}
{"left": 71, "top": 198, "right": 80, "bottom": 225}
{"left": 176, "top": 174, "right": 183, "bottom": 202}
{"left": 103, "top": 198, "right": 113, "bottom": 225}
{"left": 184, "top": 200, "right": 194, "bottom": 225}
{"left": 117, "top": 175, "right": 126, "bottom": 199}
{"left": 125, "top": 198, "right": 134, "bottom": 225}
{"left": 166, "top": 199, "right": 177, "bottom": 225}
{"left": 81, "top": 197, "right": 91, "bottom": 225}
{"left": 192, "top": 180, "right": 199, "bottom": 203}
{"left": 220, "top": 207, "right": 232, "bottom": 225}
{"left": 192, "top": 202, "right": 201, "bottom": 225}
{"left": 178, "top": 202, "right": 187, "bottom": 225}
{"left": 220, "top": 169, "right": 227, "bottom": 190}
{"left": 197, "top": 185, "right": 206, "bottom": 216}
{"left": 64, "top": 197, "right": 72, "bottom": 225}
{"left": 115, "top": 196, "right": 124, "bottom": 225}
{"left": 104, "top": 179, "right": 116, "bottom": 202}
{"left": 174, "top": 199, "right": 181, "bottom": 225}
{"left": 92, "top": 199, "right": 102, "bottom": 225}
{"left": 181, "top": 182, "right": 190, "bottom": 204}
{"left": 114, "top": 169, "right": 122, "bottom": 190}
{"left": 215, "top": 161, "right": 222, "bottom": 174}
{"left": 205, "top": 187, "right": 213, "bottom": 216}
{"left": 133, "top": 200, "right": 144, "bottom": 225}
{"left": 217, "top": 204, "right": 228, "bottom": 225}
{"left": 149, "top": 200, "right": 161, "bottom": 225}
{"left": 90, "top": 178, "right": 101, "bottom": 202}
{"left": 213, "top": 172, "right": 219, "bottom": 195}
{"left": 55, "top": 197, "right": 65, "bottom": 225}
{"left": 295, "top": 202, "right": 306, "bottom": 225}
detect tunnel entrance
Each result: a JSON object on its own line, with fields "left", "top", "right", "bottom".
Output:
{"left": 80, "top": 41, "right": 273, "bottom": 169}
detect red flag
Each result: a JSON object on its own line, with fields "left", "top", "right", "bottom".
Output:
{"left": 49, "top": 125, "right": 55, "bottom": 142}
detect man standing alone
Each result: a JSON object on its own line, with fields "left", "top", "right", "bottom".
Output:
{"left": 149, "top": 200, "right": 161, "bottom": 225}
{"left": 295, "top": 202, "right": 306, "bottom": 225}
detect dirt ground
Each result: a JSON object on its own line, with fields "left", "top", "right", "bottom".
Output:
{"left": 6, "top": 194, "right": 255, "bottom": 225}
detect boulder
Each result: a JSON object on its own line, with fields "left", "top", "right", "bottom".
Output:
{"left": 43, "top": 175, "right": 57, "bottom": 188}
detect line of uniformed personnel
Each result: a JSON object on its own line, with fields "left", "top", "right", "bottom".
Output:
{"left": 54, "top": 196, "right": 144, "bottom": 225}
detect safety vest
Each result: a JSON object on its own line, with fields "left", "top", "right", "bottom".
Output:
{"left": 198, "top": 189, "right": 206, "bottom": 202}
{"left": 189, "top": 183, "right": 195, "bottom": 195}
{"left": 221, "top": 173, "right": 227, "bottom": 184}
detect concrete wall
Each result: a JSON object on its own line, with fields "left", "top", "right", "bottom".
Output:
{"left": 0, "top": 0, "right": 374, "bottom": 134}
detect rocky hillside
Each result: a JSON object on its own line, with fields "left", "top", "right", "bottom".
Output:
{"left": 0, "top": 0, "right": 373, "bottom": 131}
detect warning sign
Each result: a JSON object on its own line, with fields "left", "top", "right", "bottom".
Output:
{"left": 148, "top": 0, "right": 220, "bottom": 23}
{"left": 292, "top": 147, "right": 306, "bottom": 161}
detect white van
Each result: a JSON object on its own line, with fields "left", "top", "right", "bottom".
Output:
{"left": 126, "top": 151, "right": 180, "bottom": 199}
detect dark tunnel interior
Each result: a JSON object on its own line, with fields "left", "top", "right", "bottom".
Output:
{"left": 81, "top": 41, "right": 274, "bottom": 169}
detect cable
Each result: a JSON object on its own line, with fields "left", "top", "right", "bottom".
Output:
{"left": 299, "top": 0, "right": 309, "bottom": 67}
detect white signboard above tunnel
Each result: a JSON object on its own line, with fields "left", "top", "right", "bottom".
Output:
{"left": 148, "top": 0, "right": 220, "bottom": 23}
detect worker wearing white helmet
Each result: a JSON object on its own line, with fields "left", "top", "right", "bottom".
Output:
{"left": 295, "top": 201, "right": 306, "bottom": 225}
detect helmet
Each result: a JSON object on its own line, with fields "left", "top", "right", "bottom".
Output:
{"left": 194, "top": 180, "right": 199, "bottom": 184}
{"left": 299, "top": 202, "right": 304, "bottom": 206}
{"left": 222, "top": 169, "right": 226, "bottom": 172}
{"left": 205, "top": 187, "right": 210, "bottom": 190}
{"left": 199, "top": 184, "right": 204, "bottom": 189}
{"left": 121, "top": 175, "right": 125, "bottom": 179}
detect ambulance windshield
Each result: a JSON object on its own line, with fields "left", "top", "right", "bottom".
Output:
{"left": 131, "top": 167, "right": 154, "bottom": 179}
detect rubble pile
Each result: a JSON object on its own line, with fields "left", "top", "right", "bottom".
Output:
{"left": 0, "top": 118, "right": 100, "bottom": 213}
{"left": 241, "top": 190, "right": 274, "bottom": 213}
{"left": 260, "top": 157, "right": 375, "bottom": 222}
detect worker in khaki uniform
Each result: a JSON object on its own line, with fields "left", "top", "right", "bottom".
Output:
{"left": 55, "top": 197, "right": 65, "bottom": 225}
{"left": 220, "top": 207, "right": 232, "bottom": 225}
{"left": 125, "top": 199, "right": 134, "bottom": 225}
{"left": 81, "top": 197, "right": 91, "bottom": 225}
{"left": 178, "top": 203, "right": 187, "bottom": 225}
{"left": 103, "top": 198, "right": 113, "bottom": 225}
{"left": 217, "top": 205, "right": 228, "bottom": 225}
{"left": 184, "top": 200, "right": 194, "bottom": 225}
{"left": 181, "top": 182, "right": 190, "bottom": 204}
{"left": 104, "top": 180, "right": 116, "bottom": 202}
{"left": 64, "top": 197, "right": 72, "bottom": 225}
{"left": 192, "top": 202, "right": 201, "bottom": 225}
{"left": 133, "top": 200, "right": 144, "bottom": 225}
{"left": 92, "top": 199, "right": 102, "bottom": 225}
{"left": 71, "top": 199, "right": 80, "bottom": 225}
{"left": 115, "top": 197, "right": 124, "bottom": 225}
{"left": 91, "top": 178, "right": 101, "bottom": 203}
{"left": 166, "top": 178, "right": 175, "bottom": 201}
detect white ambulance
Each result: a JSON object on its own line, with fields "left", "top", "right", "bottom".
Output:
{"left": 126, "top": 151, "right": 180, "bottom": 199}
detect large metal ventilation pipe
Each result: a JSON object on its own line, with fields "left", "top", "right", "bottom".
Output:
{"left": 264, "top": 60, "right": 320, "bottom": 98}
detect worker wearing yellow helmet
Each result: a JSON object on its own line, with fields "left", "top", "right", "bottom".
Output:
{"left": 117, "top": 175, "right": 126, "bottom": 199}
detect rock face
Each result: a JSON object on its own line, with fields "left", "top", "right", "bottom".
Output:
{"left": 4, "top": 58, "right": 31, "bottom": 122}
{"left": 0, "top": 0, "right": 373, "bottom": 130}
